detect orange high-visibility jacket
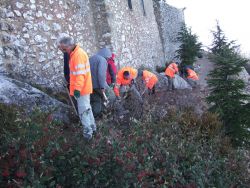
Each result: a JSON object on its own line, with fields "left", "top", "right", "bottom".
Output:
{"left": 187, "top": 68, "right": 199, "bottom": 80}
{"left": 165, "top": 63, "right": 179, "bottom": 78}
{"left": 142, "top": 70, "right": 158, "bottom": 89}
{"left": 114, "top": 67, "right": 137, "bottom": 96}
{"left": 69, "top": 45, "right": 93, "bottom": 96}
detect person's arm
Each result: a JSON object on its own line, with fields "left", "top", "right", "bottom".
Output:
{"left": 63, "top": 53, "right": 70, "bottom": 83}
{"left": 97, "top": 57, "right": 108, "bottom": 89}
{"left": 108, "top": 63, "right": 116, "bottom": 84}
{"left": 113, "top": 76, "right": 121, "bottom": 97}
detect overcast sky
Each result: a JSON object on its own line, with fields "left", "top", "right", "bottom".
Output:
{"left": 166, "top": 0, "right": 250, "bottom": 57}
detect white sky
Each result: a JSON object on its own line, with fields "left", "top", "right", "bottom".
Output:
{"left": 166, "top": 0, "right": 250, "bottom": 57}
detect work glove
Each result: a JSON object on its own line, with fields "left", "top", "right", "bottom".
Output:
{"left": 109, "top": 83, "right": 115, "bottom": 89}
{"left": 130, "top": 79, "right": 135, "bottom": 85}
{"left": 74, "top": 90, "right": 80, "bottom": 98}
{"left": 129, "top": 79, "right": 135, "bottom": 87}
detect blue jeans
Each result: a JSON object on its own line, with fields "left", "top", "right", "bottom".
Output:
{"left": 76, "top": 95, "right": 96, "bottom": 139}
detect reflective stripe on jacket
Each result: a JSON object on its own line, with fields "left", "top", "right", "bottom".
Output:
{"left": 187, "top": 68, "right": 199, "bottom": 80}
{"left": 114, "top": 67, "right": 137, "bottom": 96}
{"left": 69, "top": 45, "right": 93, "bottom": 96}
{"left": 142, "top": 70, "right": 158, "bottom": 89}
{"left": 165, "top": 63, "right": 179, "bottom": 78}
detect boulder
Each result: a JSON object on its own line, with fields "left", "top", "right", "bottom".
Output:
{"left": 0, "top": 75, "right": 71, "bottom": 123}
{"left": 155, "top": 72, "right": 169, "bottom": 89}
{"left": 173, "top": 75, "right": 192, "bottom": 90}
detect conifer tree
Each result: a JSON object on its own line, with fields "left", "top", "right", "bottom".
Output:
{"left": 207, "top": 23, "right": 250, "bottom": 145}
{"left": 175, "top": 23, "right": 202, "bottom": 67}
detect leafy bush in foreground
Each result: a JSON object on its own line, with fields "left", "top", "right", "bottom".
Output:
{"left": 0, "top": 104, "right": 249, "bottom": 187}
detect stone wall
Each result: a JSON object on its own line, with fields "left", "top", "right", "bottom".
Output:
{"left": 89, "top": 1, "right": 112, "bottom": 50}
{"left": 154, "top": 0, "right": 184, "bottom": 61}
{"left": 0, "top": 0, "right": 97, "bottom": 89}
{"left": 105, "top": 0, "right": 165, "bottom": 69}
{"left": 0, "top": 0, "right": 184, "bottom": 90}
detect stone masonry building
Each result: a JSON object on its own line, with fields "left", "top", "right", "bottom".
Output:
{"left": 0, "top": 0, "right": 184, "bottom": 90}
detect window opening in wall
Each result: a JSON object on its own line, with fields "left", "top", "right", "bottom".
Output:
{"left": 128, "top": 0, "right": 132, "bottom": 10}
{"left": 141, "top": 0, "right": 146, "bottom": 16}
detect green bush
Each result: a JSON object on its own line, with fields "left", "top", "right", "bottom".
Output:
{"left": 0, "top": 104, "right": 249, "bottom": 187}
{"left": 175, "top": 23, "right": 202, "bottom": 66}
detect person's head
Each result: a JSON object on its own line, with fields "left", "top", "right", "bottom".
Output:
{"left": 57, "top": 35, "right": 75, "bottom": 54}
{"left": 123, "top": 71, "right": 130, "bottom": 80}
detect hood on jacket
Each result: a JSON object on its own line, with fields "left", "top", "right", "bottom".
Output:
{"left": 97, "top": 48, "right": 112, "bottom": 59}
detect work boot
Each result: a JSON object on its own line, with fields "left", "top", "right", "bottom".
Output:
{"left": 83, "top": 127, "right": 93, "bottom": 141}
{"left": 92, "top": 131, "right": 97, "bottom": 138}
{"left": 91, "top": 124, "right": 97, "bottom": 132}
{"left": 83, "top": 134, "right": 92, "bottom": 141}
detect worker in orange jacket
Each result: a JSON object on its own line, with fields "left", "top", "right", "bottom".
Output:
{"left": 114, "top": 67, "right": 142, "bottom": 102}
{"left": 57, "top": 36, "right": 96, "bottom": 141}
{"left": 185, "top": 67, "right": 199, "bottom": 88}
{"left": 138, "top": 70, "right": 158, "bottom": 95}
{"left": 165, "top": 61, "right": 179, "bottom": 90}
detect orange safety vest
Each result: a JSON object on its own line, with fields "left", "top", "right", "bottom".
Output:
{"left": 114, "top": 67, "right": 137, "bottom": 96}
{"left": 69, "top": 45, "right": 93, "bottom": 96}
{"left": 165, "top": 63, "right": 179, "bottom": 78}
{"left": 142, "top": 70, "right": 158, "bottom": 89}
{"left": 187, "top": 68, "right": 199, "bottom": 80}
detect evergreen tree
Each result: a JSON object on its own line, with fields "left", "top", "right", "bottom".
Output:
{"left": 207, "top": 24, "right": 250, "bottom": 146}
{"left": 175, "top": 23, "right": 202, "bottom": 67}
{"left": 210, "top": 21, "right": 239, "bottom": 55}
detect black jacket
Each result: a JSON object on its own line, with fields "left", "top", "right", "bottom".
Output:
{"left": 63, "top": 53, "right": 70, "bottom": 83}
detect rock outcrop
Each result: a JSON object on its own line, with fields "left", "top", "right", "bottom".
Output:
{"left": 0, "top": 75, "right": 70, "bottom": 123}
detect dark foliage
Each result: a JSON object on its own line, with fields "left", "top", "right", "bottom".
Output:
{"left": 175, "top": 23, "right": 202, "bottom": 67}
{"left": 207, "top": 23, "right": 250, "bottom": 146}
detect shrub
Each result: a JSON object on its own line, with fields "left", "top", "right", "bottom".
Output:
{"left": 0, "top": 104, "right": 249, "bottom": 187}
{"left": 175, "top": 23, "right": 202, "bottom": 67}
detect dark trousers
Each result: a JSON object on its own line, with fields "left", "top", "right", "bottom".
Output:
{"left": 90, "top": 89, "right": 104, "bottom": 118}
{"left": 148, "top": 85, "right": 155, "bottom": 95}
{"left": 167, "top": 76, "right": 174, "bottom": 90}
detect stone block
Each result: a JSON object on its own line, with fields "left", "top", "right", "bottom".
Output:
{"left": 16, "top": 2, "right": 24, "bottom": 9}
{"left": 52, "top": 23, "right": 61, "bottom": 31}
{"left": 36, "top": 11, "right": 42, "bottom": 17}
{"left": 0, "top": 22, "right": 14, "bottom": 31}
{"left": 30, "top": 4, "right": 36, "bottom": 10}
{"left": 6, "top": 11, "right": 15, "bottom": 18}
{"left": 14, "top": 10, "right": 22, "bottom": 17}
{"left": 23, "top": 11, "right": 34, "bottom": 20}
{"left": 0, "top": 47, "right": 3, "bottom": 55}
{"left": 1, "top": 34, "right": 12, "bottom": 43}
{"left": 3, "top": 47, "right": 15, "bottom": 58}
